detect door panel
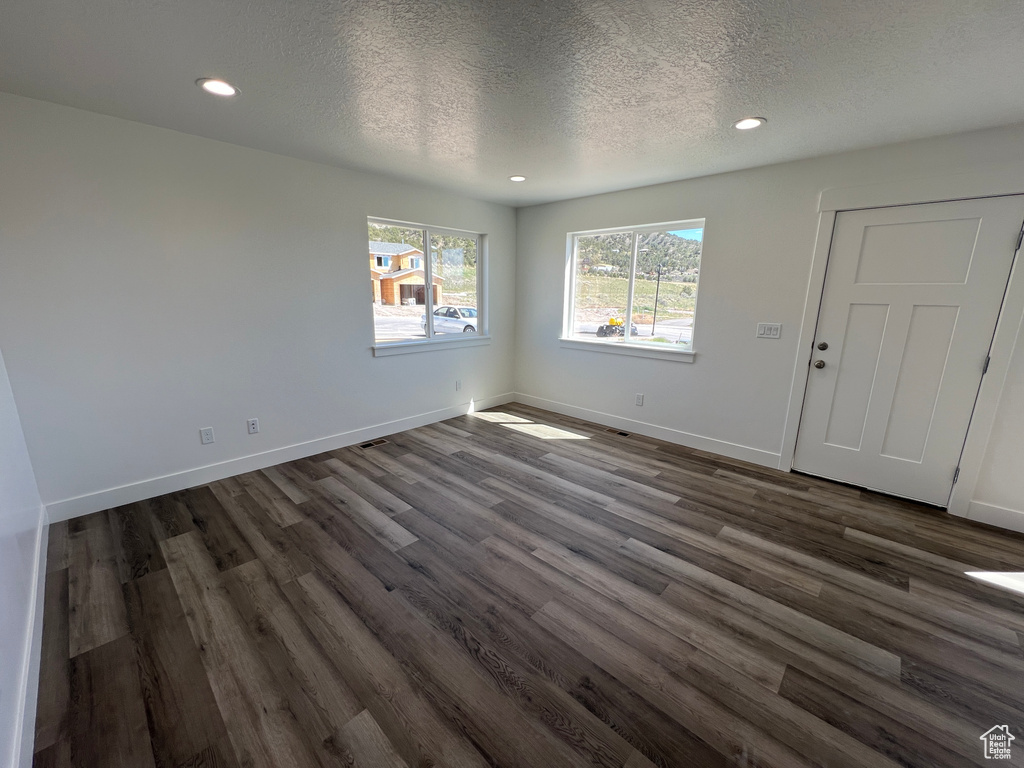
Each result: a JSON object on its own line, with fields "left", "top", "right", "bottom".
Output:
{"left": 823, "top": 304, "right": 888, "bottom": 450}
{"left": 795, "top": 196, "right": 1024, "bottom": 506}
{"left": 879, "top": 305, "right": 958, "bottom": 462}
{"left": 855, "top": 217, "right": 980, "bottom": 284}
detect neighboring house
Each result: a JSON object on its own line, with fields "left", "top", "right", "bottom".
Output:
{"left": 368, "top": 241, "right": 442, "bottom": 305}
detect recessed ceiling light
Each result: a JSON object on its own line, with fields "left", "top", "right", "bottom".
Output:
{"left": 509, "top": 175, "right": 527, "bottom": 182}
{"left": 197, "top": 78, "right": 238, "bottom": 97}
{"left": 733, "top": 117, "right": 766, "bottom": 130}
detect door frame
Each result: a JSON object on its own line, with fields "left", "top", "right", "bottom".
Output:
{"left": 780, "top": 167, "right": 1024, "bottom": 521}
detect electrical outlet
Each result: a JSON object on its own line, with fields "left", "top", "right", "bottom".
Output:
{"left": 635, "top": 393, "right": 644, "bottom": 406}
{"left": 456, "top": 379, "right": 462, "bottom": 392}
{"left": 200, "top": 427, "right": 215, "bottom": 445}
{"left": 756, "top": 323, "right": 782, "bottom": 339}
{"left": 247, "top": 418, "right": 259, "bottom": 435}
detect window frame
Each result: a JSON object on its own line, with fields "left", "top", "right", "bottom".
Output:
{"left": 369, "top": 217, "right": 488, "bottom": 356}
{"left": 561, "top": 218, "right": 704, "bottom": 363}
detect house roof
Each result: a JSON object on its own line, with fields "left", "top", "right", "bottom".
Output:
{"left": 369, "top": 241, "right": 422, "bottom": 257}
{"left": 379, "top": 268, "right": 443, "bottom": 282}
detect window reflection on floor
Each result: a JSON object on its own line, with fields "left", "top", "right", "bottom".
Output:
{"left": 965, "top": 571, "right": 1024, "bottom": 597}
{"left": 469, "top": 411, "right": 590, "bottom": 440}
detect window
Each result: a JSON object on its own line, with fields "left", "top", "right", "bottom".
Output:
{"left": 374, "top": 254, "right": 391, "bottom": 269}
{"left": 564, "top": 220, "right": 703, "bottom": 357}
{"left": 368, "top": 219, "right": 484, "bottom": 348}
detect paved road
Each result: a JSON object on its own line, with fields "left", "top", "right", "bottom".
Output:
{"left": 576, "top": 318, "right": 693, "bottom": 345}
{"left": 373, "top": 315, "right": 693, "bottom": 344}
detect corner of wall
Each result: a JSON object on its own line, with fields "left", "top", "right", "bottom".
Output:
{"left": 11, "top": 503, "right": 46, "bottom": 768}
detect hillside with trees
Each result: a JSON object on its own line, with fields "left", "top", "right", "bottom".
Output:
{"left": 576, "top": 231, "right": 701, "bottom": 280}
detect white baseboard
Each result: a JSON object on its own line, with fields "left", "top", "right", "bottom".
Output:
{"left": 12, "top": 504, "right": 47, "bottom": 768}
{"left": 511, "top": 392, "right": 782, "bottom": 469}
{"left": 46, "top": 393, "right": 515, "bottom": 522}
{"left": 966, "top": 500, "right": 1024, "bottom": 534}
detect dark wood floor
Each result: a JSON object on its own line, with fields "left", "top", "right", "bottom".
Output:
{"left": 32, "top": 403, "right": 1024, "bottom": 767}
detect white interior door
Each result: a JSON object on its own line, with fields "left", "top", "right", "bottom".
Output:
{"left": 794, "top": 196, "right": 1024, "bottom": 506}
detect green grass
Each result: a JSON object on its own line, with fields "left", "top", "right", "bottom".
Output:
{"left": 438, "top": 266, "right": 477, "bottom": 304}
{"left": 575, "top": 274, "right": 696, "bottom": 321}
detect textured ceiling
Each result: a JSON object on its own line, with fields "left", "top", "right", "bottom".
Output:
{"left": 2, "top": 0, "right": 1024, "bottom": 205}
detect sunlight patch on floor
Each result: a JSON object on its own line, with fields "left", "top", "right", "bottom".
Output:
{"left": 503, "top": 423, "right": 591, "bottom": 440}
{"left": 470, "top": 410, "right": 591, "bottom": 439}
{"left": 965, "top": 571, "right": 1024, "bottom": 598}
{"left": 471, "top": 411, "right": 532, "bottom": 423}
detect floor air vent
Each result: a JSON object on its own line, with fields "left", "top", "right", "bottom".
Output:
{"left": 605, "top": 428, "right": 631, "bottom": 437}
{"left": 358, "top": 439, "right": 389, "bottom": 449}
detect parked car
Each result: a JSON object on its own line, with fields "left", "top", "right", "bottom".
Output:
{"left": 422, "top": 305, "right": 478, "bottom": 334}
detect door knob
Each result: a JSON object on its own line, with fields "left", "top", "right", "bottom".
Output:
{"left": 817, "top": 342, "right": 829, "bottom": 351}
{"left": 814, "top": 360, "right": 826, "bottom": 369}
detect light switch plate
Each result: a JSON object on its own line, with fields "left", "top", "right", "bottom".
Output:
{"left": 756, "top": 323, "right": 782, "bottom": 339}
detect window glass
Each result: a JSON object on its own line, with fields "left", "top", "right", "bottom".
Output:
{"left": 430, "top": 233, "right": 479, "bottom": 335}
{"left": 567, "top": 221, "right": 703, "bottom": 351}
{"left": 368, "top": 222, "right": 426, "bottom": 343}
{"left": 368, "top": 219, "right": 484, "bottom": 346}
{"left": 571, "top": 232, "right": 633, "bottom": 340}
{"left": 632, "top": 229, "right": 702, "bottom": 348}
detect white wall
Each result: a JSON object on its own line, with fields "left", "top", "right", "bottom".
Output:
{"left": 3, "top": 89, "right": 1024, "bottom": 535}
{"left": 0, "top": 93, "right": 516, "bottom": 518}
{"left": 0, "top": 346, "right": 45, "bottom": 768}
{"left": 514, "top": 122, "right": 1024, "bottom": 527}
{"left": 971, "top": 307, "right": 1024, "bottom": 530}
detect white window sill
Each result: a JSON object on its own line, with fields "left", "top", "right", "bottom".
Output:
{"left": 372, "top": 335, "right": 492, "bottom": 357}
{"left": 558, "top": 337, "right": 696, "bottom": 362}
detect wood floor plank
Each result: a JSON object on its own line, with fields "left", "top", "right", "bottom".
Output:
{"left": 495, "top": 536, "right": 786, "bottom": 692}
{"left": 322, "top": 457, "right": 415, "bottom": 515}
{"left": 778, "top": 665, "right": 985, "bottom": 768}
{"left": 208, "top": 486, "right": 311, "bottom": 584}
{"left": 260, "top": 465, "right": 310, "bottom": 504}
{"left": 161, "top": 531, "right": 321, "bottom": 768}
{"left": 289, "top": 521, "right": 597, "bottom": 767}
{"left": 910, "top": 576, "right": 1024, "bottom": 636}
{"left": 844, "top": 526, "right": 979, "bottom": 573}
{"left": 340, "top": 710, "right": 410, "bottom": 768}
{"left": 68, "top": 634, "right": 156, "bottom": 768}
{"left": 316, "top": 476, "right": 418, "bottom": 551}
{"left": 532, "top": 599, "right": 814, "bottom": 768}
{"left": 67, "top": 515, "right": 130, "bottom": 657}
{"left": 33, "top": 569, "right": 69, "bottom": 754}
{"left": 46, "top": 521, "right": 68, "bottom": 573}
{"left": 36, "top": 404, "right": 1024, "bottom": 768}
{"left": 606, "top": 501, "right": 824, "bottom": 595}
{"left": 621, "top": 537, "right": 902, "bottom": 680}
{"left": 175, "top": 486, "right": 257, "bottom": 572}
{"left": 659, "top": 577, "right": 986, "bottom": 764}
{"left": 145, "top": 495, "right": 197, "bottom": 540}
{"left": 394, "top": 539, "right": 730, "bottom": 767}
{"left": 221, "top": 557, "right": 364, "bottom": 757}
{"left": 281, "top": 572, "right": 491, "bottom": 768}
{"left": 107, "top": 502, "right": 168, "bottom": 584}
{"left": 234, "top": 470, "right": 306, "bottom": 527}
{"left": 122, "top": 568, "right": 237, "bottom": 768}
{"left": 390, "top": 557, "right": 638, "bottom": 767}
{"left": 480, "top": 477, "right": 629, "bottom": 549}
